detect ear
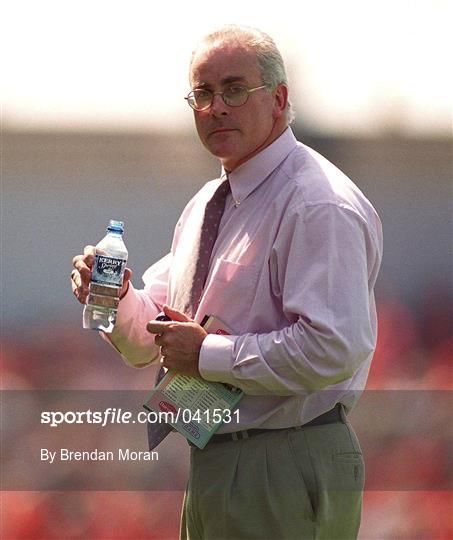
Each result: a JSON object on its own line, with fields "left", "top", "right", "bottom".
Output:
{"left": 272, "top": 84, "right": 289, "bottom": 119}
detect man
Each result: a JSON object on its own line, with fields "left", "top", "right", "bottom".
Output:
{"left": 72, "top": 25, "right": 382, "bottom": 539}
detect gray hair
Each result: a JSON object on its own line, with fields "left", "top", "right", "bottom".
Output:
{"left": 191, "top": 25, "right": 295, "bottom": 124}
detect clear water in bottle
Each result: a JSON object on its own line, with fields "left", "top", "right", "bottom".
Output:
{"left": 83, "top": 219, "right": 128, "bottom": 333}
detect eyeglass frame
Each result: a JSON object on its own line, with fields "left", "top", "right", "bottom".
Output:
{"left": 184, "top": 84, "right": 268, "bottom": 111}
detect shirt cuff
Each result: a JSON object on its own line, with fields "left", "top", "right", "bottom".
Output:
{"left": 115, "top": 282, "right": 141, "bottom": 325}
{"left": 100, "top": 284, "right": 156, "bottom": 368}
{"left": 199, "top": 333, "right": 238, "bottom": 386}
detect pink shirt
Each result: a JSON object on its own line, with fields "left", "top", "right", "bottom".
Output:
{"left": 107, "top": 128, "right": 383, "bottom": 432}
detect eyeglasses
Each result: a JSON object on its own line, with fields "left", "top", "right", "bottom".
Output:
{"left": 185, "top": 84, "right": 267, "bottom": 111}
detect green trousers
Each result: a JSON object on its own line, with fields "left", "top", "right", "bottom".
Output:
{"left": 180, "top": 419, "right": 364, "bottom": 540}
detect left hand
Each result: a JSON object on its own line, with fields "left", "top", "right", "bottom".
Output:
{"left": 146, "top": 305, "right": 208, "bottom": 377}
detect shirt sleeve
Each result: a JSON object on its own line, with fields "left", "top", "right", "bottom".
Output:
{"left": 101, "top": 252, "right": 172, "bottom": 368}
{"left": 199, "top": 203, "right": 382, "bottom": 395}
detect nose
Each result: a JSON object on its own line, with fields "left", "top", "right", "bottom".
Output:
{"left": 210, "top": 93, "right": 228, "bottom": 116}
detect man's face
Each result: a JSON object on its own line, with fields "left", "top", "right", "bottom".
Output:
{"left": 189, "top": 41, "right": 278, "bottom": 171}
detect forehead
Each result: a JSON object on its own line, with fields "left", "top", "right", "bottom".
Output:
{"left": 190, "top": 41, "right": 261, "bottom": 86}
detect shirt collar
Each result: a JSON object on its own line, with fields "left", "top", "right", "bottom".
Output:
{"left": 220, "top": 127, "right": 298, "bottom": 205}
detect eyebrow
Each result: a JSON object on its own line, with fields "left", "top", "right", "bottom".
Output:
{"left": 221, "top": 76, "right": 247, "bottom": 85}
{"left": 195, "top": 76, "right": 247, "bottom": 89}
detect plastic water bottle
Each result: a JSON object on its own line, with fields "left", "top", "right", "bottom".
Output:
{"left": 83, "top": 219, "right": 128, "bottom": 333}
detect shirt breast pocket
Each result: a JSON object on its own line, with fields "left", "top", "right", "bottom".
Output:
{"left": 198, "top": 258, "right": 260, "bottom": 331}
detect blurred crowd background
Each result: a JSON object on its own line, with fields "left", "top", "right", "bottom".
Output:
{"left": 2, "top": 128, "right": 451, "bottom": 540}
{"left": 2, "top": 1, "right": 452, "bottom": 538}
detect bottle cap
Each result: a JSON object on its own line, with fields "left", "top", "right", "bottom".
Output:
{"left": 107, "top": 219, "right": 124, "bottom": 233}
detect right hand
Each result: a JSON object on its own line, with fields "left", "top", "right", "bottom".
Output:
{"left": 71, "top": 245, "right": 132, "bottom": 304}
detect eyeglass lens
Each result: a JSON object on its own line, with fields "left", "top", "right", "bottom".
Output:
{"left": 190, "top": 87, "right": 250, "bottom": 110}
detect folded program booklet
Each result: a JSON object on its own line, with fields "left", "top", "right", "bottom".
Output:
{"left": 143, "top": 315, "right": 243, "bottom": 449}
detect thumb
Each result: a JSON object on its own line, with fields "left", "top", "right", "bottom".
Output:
{"left": 124, "top": 268, "right": 133, "bottom": 282}
{"left": 163, "top": 304, "right": 191, "bottom": 322}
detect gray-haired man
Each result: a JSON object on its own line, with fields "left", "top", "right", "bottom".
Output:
{"left": 73, "top": 25, "right": 382, "bottom": 539}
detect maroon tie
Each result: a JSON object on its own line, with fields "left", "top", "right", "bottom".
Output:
{"left": 147, "top": 178, "right": 230, "bottom": 450}
{"left": 174, "top": 178, "right": 231, "bottom": 317}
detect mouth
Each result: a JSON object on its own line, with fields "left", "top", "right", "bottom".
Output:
{"left": 209, "top": 128, "right": 237, "bottom": 136}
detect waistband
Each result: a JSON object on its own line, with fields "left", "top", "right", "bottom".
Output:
{"left": 206, "top": 403, "right": 346, "bottom": 445}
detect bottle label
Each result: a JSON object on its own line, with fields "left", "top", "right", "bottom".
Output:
{"left": 92, "top": 255, "right": 126, "bottom": 286}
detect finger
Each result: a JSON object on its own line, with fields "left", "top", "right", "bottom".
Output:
{"left": 71, "top": 272, "right": 88, "bottom": 304}
{"left": 146, "top": 321, "right": 173, "bottom": 334}
{"left": 70, "top": 269, "right": 82, "bottom": 292}
{"left": 72, "top": 254, "right": 85, "bottom": 268}
{"left": 71, "top": 276, "right": 79, "bottom": 295}
{"left": 71, "top": 257, "right": 91, "bottom": 304}
{"left": 83, "top": 245, "right": 96, "bottom": 256}
{"left": 72, "top": 256, "right": 91, "bottom": 277}
{"left": 154, "top": 334, "right": 165, "bottom": 347}
{"left": 163, "top": 305, "right": 191, "bottom": 323}
{"left": 119, "top": 268, "right": 132, "bottom": 299}
{"left": 72, "top": 256, "right": 93, "bottom": 284}
{"left": 74, "top": 290, "right": 88, "bottom": 304}
{"left": 79, "top": 245, "right": 95, "bottom": 269}
{"left": 123, "top": 268, "right": 132, "bottom": 282}
{"left": 160, "top": 355, "right": 174, "bottom": 371}
{"left": 71, "top": 269, "right": 81, "bottom": 287}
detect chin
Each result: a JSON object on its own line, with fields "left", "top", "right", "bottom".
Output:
{"left": 206, "top": 143, "right": 236, "bottom": 161}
